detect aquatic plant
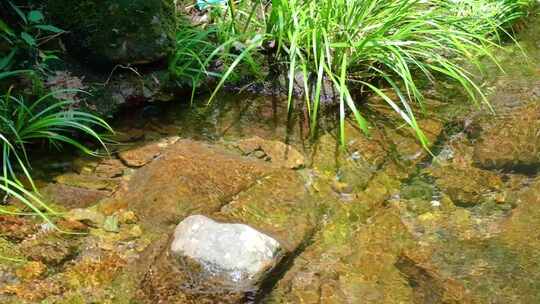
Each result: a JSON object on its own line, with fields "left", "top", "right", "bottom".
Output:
{"left": 0, "top": 71, "right": 113, "bottom": 225}
{"left": 175, "top": 0, "right": 532, "bottom": 148}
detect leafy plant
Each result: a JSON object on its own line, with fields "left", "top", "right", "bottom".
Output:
{"left": 169, "top": 21, "right": 222, "bottom": 103}
{"left": 0, "top": 1, "right": 64, "bottom": 72}
{"left": 170, "top": 16, "right": 264, "bottom": 103}
{"left": 178, "top": 0, "right": 532, "bottom": 148}
{"left": 0, "top": 71, "right": 113, "bottom": 226}
{"left": 439, "top": 0, "right": 533, "bottom": 39}
{"left": 0, "top": 3, "right": 113, "bottom": 229}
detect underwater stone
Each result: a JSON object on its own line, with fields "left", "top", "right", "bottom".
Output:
{"left": 41, "top": 183, "right": 109, "bottom": 209}
{"left": 118, "top": 136, "right": 180, "bottom": 167}
{"left": 236, "top": 136, "right": 305, "bottom": 169}
{"left": 473, "top": 102, "right": 540, "bottom": 173}
{"left": 65, "top": 208, "right": 106, "bottom": 227}
{"left": 170, "top": 215, "right": 283, "bottom": 290}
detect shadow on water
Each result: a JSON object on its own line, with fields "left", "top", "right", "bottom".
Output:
{"left": 112, "top": 92, "right": 306, "bottom": 144}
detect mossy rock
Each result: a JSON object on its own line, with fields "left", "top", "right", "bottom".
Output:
{"left": 47, "top": 0, "right": 176, "bottom": 67}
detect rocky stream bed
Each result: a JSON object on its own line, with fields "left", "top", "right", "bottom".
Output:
{"left": 0, "top": 8, "right": 540, "bottom": 304}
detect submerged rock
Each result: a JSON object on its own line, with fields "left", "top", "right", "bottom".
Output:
{"left": 0, "top": 217, "right": 38, "bottom": 242}
{"left": 170, "top": 215, "right": 284, "bottom": 291}
{"left": 501, "top": 178, "right": 540, "bottom": 261}
{"left": 65, "top": 208, "right": 106, "bottom": 227}
{"left": 267, "top": 203, "right": 415, "bottom": 304}
{"left": 54, "top": 173, "right": 119, "bottom": 192}
{"left": 117, "top": 136, "right": 180, "bottom": 167}
{"left": 219, "top": 169, "right": 317, "bottom": 252}
{"left": 473, "top": 102, "right": 540, "bottom": 173}
{"left": 396, "top": 251, "right": 474, "bottom": 303}
{"left": 20, "top": 235, "right": 78, "bottom": 266}
{"left": 94, "top": 158, "right": 126, "bottom": 178}
{"left": 40, "top": 184, "right": 109, "bottom": 209}
{"left": 428, "top": 164, "right": 503, "bottom": 207}
{"left": 114, "top": 140, "right": 275, "bottom": 231}
{"left": 236, "top": 136, "right": 305, "bottom": 169}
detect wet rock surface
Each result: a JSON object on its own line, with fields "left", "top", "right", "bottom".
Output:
{"left": 473, "top": 102, "right": 540, "bottom": 173}
{"left": 115, "top": 139, "right": 277, "bottom": 232}
{"left": 219, "top": 169, "right": 318, "bottom": 252}
{"left": 117, "top": 136, "right": 180, "bottom": 167}
{"left": 40, "top": 184, "right": 109, "bottom": 209}
{"left": 53, "top": 173, "right": 119, "bottom": 192}
{"left": 44, "top": 63, "right": 180, "bottom": 118}
{"left": 235, "top": 136, "right": 305, "bottom": 169}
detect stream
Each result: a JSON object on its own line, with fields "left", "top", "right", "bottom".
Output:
{"left": 0, "top": 9, "right": 539, "bottom": 304}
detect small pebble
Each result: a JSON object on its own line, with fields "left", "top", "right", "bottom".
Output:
{"left": 331, "top": 181, "right": 353, "bottom": 194}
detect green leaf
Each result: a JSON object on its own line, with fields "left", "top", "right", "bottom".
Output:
{"left": 27, "top": 10, "right": 44, "bottom": 23}
{"left": 20, "top": 32, "right": 36, "bottom": 46}
{"left": 34, "top": 24, "right": 64, "bottom": 33}
{"left": 0, "top": 19, "right": 15, "bottom": 37}
{"left": 0, "top": 49, "right": 16, "bottom": 71}
{"left": 39, "top": 52, "right": 60, "bottom": 62}
{"left": 0, "top": 70, "right": 31, "bottom": 81}
{"left": 8, "top": 1, "right": 27, "bottom": 24}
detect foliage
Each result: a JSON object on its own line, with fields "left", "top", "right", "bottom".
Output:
{"left": 169, "top": 21, "right": 221, "bottom": 102}
{"left": 170, "top": 15, "right": 264, "bottom": 103}
{"left": 0, "top": 71, "right": 113, "bottom": 225}
{"left": 0, "top": 3, "right": 113, "bottom": 227}
{"left": 439, "top": 0, "right": 534, "bottom": 37}
{"left": 0, "top": 1, "right": 64, "bottom": 73}
{"left": 175, "top": 0, "right": 533, "bottom": 147}
{"left": 263, "top": 0, "right": 495, "bottom": 147}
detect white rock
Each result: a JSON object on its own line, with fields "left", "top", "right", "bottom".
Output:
{"left": 170, "top": 215, "right": 283, "bottom": 290}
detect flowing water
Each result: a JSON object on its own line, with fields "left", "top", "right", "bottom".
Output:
{"left": 1, "top": 10, "right": 540, "bottom": 304}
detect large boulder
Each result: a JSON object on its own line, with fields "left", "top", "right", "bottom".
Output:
{"left": 218, "top": 169, "right": 318, "bottom": 252}
{"left": 108, "top": 139, "right": 276, "bottom": 231}
{"left": 47, "top": 0, "right": 176, "bottom": 66}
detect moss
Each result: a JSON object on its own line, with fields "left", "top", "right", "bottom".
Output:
{"left": 401, "top": 179, "right": 434, "bottom": 201}
{"left": 0, "top": 237, "right": 26, "bottom": 266}
{"left": 46, "top": 0, "right": 176, "bottom": 67}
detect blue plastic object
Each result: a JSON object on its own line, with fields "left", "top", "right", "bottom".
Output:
{"left": 197, "top": 0, "right": 227, "bottom": 10}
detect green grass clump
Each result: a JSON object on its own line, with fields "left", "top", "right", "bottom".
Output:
{"left": 439, "top": 0, "right": 534, "bottom": 37}
{"left": 0, "top": 71, "right": 113, "bottom": 226}
{"left": 169, "top": 21, "right": 219, "bottom": 101}
{"left": 170, "top": 15, "right": 265, "bottom": 104}
{"left": 173, "top": 0, "right": 532, "bottom": 147}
